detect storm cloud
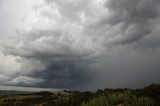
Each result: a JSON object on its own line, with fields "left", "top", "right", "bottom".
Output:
{"left": 0, "top": 0, "right": 160, "bottom": 89}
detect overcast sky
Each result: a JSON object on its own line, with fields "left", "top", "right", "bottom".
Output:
{"left": 0, "top": 0, "right": 160, "bottom": 90}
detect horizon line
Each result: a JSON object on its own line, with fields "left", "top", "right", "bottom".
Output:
{"left": 0, "top": 85, "right": 62, "bottom": 92}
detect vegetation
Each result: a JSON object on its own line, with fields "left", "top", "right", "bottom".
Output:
{"left": 0, "top": 84, "right": 159, "bottom": 106}
{"left": 82, "top": 92, "right": 157, "bottom": 106}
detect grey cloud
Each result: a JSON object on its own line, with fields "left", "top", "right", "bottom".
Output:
{"left": 44, "top": 0, "right": 90, "bottom": 22}
{"left": 3, "top": 28, "right": 96, "bottom": 88}
{"left": 30, "top": 57, "right": 93, "bottom": 88}
{"left": 1, "top": 0, "right": 160, "bottom": 90}
{"left": 20, "top": 53, "right": 94, "bottom": 88}
{"left": 106, "top": 0, "right": 159, "bottom": 26}
{"left": 87, "top": 0, "right": 160, "bottom": 46}
{"left": 82, "top": 0, "right": 160, "bottom": 89}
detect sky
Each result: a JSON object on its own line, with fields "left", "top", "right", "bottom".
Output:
{"left": 0, "top": 0, "right": 160, "bottom": 90}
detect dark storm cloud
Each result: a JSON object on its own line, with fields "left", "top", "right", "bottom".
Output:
{"left": 107, "top": 0, "right": 160, "bottom": 50}
{"left": 3, "top": 28, "right": 96, "bottom": 88}
{"left": 87, "top": 0, "right": 160, "bottom": 46}
{"left": 86, "top": 0, "right": 160, "bottom": 52}
{"left": 23, "top": 52, "right": 94, "bottom": 88}
{"left": 30, "top": 57, "right": 93, "bottom": 88}
{"left": 1, "top": 0, "right": 160, "bottom": 89}
{"left": 80, "top": 0, "right": 160, "bottom": 89}
{"left": 107, "top": 0, "right": 160, "bottom": 45}
{"left": 14, "top": 55, "right": 94, "bottom": 88}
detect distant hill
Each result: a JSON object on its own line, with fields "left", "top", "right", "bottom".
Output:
{"left": 0, "top": 85, "right": 61, "bottom": 93}
{"left": 0, "top": 90, "right": 31, "bottom": 94}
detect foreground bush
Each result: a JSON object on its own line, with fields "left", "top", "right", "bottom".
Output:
{"left": 82, "top": 92, "right": 157, "bottom": 106}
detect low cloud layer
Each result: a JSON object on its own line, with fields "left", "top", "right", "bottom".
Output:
{"left": 0, "top": 0, "right": 160, "bottom": 89}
